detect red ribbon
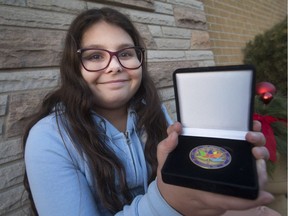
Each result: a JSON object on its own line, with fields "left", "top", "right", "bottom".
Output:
{"left": 253, "top": 113, "right": 287, "bottom": 162}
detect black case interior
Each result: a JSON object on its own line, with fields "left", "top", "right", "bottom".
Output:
{"left": 161, "top": 65, "right": 259, "bottom": 199}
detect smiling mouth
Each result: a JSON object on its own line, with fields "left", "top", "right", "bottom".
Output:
{"left": 99, "top": 79, "right": 128, "bottom": 84}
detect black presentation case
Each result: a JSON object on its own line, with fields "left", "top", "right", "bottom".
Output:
{"left": 161, "top": 65, "right": 259, "bottom": 199}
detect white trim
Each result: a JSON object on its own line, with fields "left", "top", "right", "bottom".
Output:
{"left": 182, "top": 128, "right": 247, "bottom": 140}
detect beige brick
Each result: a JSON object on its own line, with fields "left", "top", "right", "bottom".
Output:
{"left": 209, "top": 32, "right": 221, "bottom": 40}
{"left": 214, "top": 1, "right": 232, "bottom": 12}
{"left": 204, "top": 0, "right": 287, "bottom": 73}
{"left": 203, "top": 5, "right": 214, "bottom": 15}
{"left": 209, "top": 23, "right": 223, "bottom": 32}
{"left": 215, "top": 55, "right": 229, "bottom": 63}
{"left": 232, "top": 56, "right": 243, "bottom": 63}
{"left": 212, "top": 48, "right": 223, "bottom": 55}
{"left": 206, "top": 15, "right": 216, "bottom": 24}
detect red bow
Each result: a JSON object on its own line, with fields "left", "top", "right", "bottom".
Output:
{"left": 253, "top": 113, "right": 287, "bottom": 162}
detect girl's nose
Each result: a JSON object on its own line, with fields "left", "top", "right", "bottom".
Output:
{"left": 105, "top": 56, "right": 122, "bottom": 73}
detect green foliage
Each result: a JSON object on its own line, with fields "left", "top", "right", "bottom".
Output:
{"left": 254, "top": 94, "right": 287, "bottom": 118}
{"left": 274, "top": 123, "right": 287, "bottom": 156}
{"left": 254, "top": 94, "right": 287, "bottom": 175}
{"left": 254, "top": 95, "right": 287, "bottom": 150}
{"left": 243, "top": 17, "right": 287, "bottom": 95}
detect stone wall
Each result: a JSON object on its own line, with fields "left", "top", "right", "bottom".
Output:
{"left": 202, "top": 0, "right": 287, "bottom": 65}
{"left": 0, "top": 0, "right": 213, "bottom": 215}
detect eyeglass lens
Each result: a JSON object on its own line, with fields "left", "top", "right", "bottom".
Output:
{"left": 80, "top": 47, "right": 143, "bottom": 71}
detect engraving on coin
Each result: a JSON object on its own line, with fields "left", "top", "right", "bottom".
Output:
{"left": 190, "top": 145, "right": 231, "bottom": 169}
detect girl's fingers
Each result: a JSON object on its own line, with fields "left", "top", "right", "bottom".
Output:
{"left": 252, "top": 146, "right": 270, "bottom": 161}
{"left": 252, "top": 120, "right": 262, "bottom": 132}
{"left": 167, "top": 122, "right": 182, "bottom": 136}
{"left": 246, "top": 131, "right": 266, "bottom": 147}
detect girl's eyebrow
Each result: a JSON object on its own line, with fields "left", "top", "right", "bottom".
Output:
{"left": 117, "top": 43, "right": 136, "bottom": 49}
{"left": 81, "top": 43, "right": 135, "bottom": 50}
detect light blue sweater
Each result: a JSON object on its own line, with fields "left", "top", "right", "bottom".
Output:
{"left": 25, "top": 106, "right": 181, "bottom": 216}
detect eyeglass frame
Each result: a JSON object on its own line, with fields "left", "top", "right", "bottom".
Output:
{"left": 76, "top": 46, "right": 145, "bottom": 72}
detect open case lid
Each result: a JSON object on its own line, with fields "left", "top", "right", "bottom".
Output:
{"left": 173, "top": 65, "right": 255, "bottom": 140}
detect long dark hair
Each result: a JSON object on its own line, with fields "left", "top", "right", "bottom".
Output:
{"left": 23, "top": 7, "right": 168, "bottom": 214}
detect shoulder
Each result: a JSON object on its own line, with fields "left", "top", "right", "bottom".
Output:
{"left": 30, "top": 113, "right": 58, "bottom": 131}
{"left": 25, "top": 112, "right": 76, "bottom": 162}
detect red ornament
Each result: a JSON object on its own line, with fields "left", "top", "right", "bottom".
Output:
{"left": 255, "top": 82, "right": 276, "bottom": 104}
{"left": 261, "top": 92, "right": 273, "bottom": 104}
{"left": 255, "top": 82, "right": 276, "bottom": 95}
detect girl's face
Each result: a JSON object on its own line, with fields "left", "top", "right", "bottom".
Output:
{"left": 80, "top": 21, "right": 142, "bottom": 110}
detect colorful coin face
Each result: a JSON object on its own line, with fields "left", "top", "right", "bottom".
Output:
{"left": 189, "top": 145, "right": 231, "bottom": 169}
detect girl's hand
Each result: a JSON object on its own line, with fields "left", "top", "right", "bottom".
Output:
{"left": 246, "top": 120, "right": 270, "bottom": 190}
{"left": 156, "top": 121, "right": 274, "bottom": 216}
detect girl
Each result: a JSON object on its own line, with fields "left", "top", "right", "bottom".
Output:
{"left": 23, "top": 7, "right": 275, "bottom": 216}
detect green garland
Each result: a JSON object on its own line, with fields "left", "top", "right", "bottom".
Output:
{"left": 254, "top": 94, "right": 287, "bottom": 175}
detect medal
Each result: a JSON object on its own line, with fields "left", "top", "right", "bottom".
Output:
{"left": 190, "top": 145, "right": 231, "bottom": 169}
